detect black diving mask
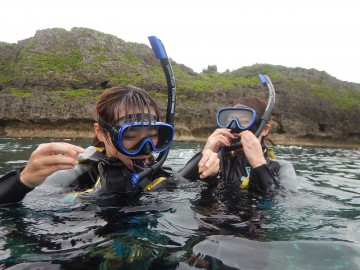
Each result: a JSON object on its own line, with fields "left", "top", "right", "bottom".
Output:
{"left": 99, "top": 114, "right": 174, "bottom": 157}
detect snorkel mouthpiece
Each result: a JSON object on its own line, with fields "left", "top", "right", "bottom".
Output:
{"left": 133, "top": 158, "right": 148, "bottom": 169}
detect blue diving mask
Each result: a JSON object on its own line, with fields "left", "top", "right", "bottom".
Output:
{"left": 99, "top": 114, "right": 174, "bottom": 157}
{"left": 216, "top": 107, "right": 260, "bottom": 132}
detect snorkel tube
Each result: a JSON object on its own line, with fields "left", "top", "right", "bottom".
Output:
{"left": 255, "top": 74, "right": 276, "bottom": 137}
{"left": 130, "top": 36, "right": 176, "bottom": 186}
{"left": 223, "top": 74, "right": 276, "bottom": 152}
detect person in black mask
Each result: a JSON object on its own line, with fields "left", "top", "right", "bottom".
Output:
{"left": 0, "top": 85, "right": 220, "bottom": 205}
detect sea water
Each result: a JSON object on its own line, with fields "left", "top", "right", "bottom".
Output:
{"left": 0, "top": 137, "right": 359, "bottom": 270}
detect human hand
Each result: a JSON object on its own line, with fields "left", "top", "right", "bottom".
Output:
{"left": 239, "top": 130, "right": 266, "bottom": 168}
{"left": 198, "top": 149, "right": 220, "bottom": 180}
{"left": 20, "top": 142, "right": 84, "bottom": 188}
{"left": 202, "top": 128, "right": 234, "bottom": 153}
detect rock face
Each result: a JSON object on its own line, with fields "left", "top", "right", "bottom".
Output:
{"left": 0, "top": 27, "right": 359, "bottom": 146}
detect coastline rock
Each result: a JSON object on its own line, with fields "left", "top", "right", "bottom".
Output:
{"left": 0, "top": 27, "right": 359, "bottom": 148}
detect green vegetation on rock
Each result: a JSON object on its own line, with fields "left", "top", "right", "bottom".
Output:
{"left": 0, "top": 27, "right": 359, "bottom": 143}
{"left": 8, "top": 88, "right": 31, "bottom": 98}
{"left": 31, "top": 49, "right": 83, "bottom": 73}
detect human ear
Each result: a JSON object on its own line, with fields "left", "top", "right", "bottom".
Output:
{"left": 94, "top": 123, "right": 105, "bottom": 142}
{"left": 261, "top": 124, "right": 271, "bottom": 137}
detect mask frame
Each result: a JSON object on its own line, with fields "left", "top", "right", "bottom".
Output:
{"left": 99, "top": 117, "right": 174, "bottom": 157}
{"left": 216, "top": 107, "right": 259, "bottom": 132}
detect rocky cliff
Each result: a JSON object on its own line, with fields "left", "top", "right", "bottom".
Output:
{"left": 1, "top": 27, "right": 359, "bottom": 147}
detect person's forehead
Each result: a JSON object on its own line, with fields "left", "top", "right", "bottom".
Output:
{"left": 233, "top": 104, "right": 250, "bottom": 108}
{"left": 225, "top": 108, "right": 252, "bottom": 114}
{"left": 126, "top": 125, "right": 157, "bottom": 131}
{"left": 114, "top": 107, "right": 156, "bottom": 118}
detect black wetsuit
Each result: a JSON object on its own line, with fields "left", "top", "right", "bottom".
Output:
{"left": 219, "top": 148, "right": 281, "bottom": 195}
{"left": 0, "top": 168, "right": 34, "bottom": 204}
{"left": 180, "top": 146, "right": 281, "bottom": 196}
{"left": 0, "top": 155, "right": 177, "bottom": 205}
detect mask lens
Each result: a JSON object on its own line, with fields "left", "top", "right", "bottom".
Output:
{"left": 217, "top": 107, "right": 256, "bottom": 130}
{"left": 156, "top": 124, "right": 174, "bottom": 150}
{"left": 118, "top": 122, "right": 174, "bottom": 156}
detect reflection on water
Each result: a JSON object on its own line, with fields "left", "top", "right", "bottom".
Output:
{"left": 0, "top": 138, "right": 359, "bottom": 269}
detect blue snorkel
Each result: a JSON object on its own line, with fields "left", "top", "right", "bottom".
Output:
{"left": 130, "top": 36, "right": 176, "bottom": 186}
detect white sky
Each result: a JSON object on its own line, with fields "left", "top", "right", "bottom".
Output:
{"left": 2, "top": 0, "right": 360, "bottom": 83}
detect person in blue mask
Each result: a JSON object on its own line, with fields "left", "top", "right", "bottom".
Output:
{"left": 205, "top": 96, "right": 298, "bottom": 194}
{"left": 0, "top": 85, "right": 220, "bottom": 205}
{"left": 214, "top": 98, "right": 298, "bottom": 195}
{"left": 181, "top": 75, "right": 297, "bottom": 196}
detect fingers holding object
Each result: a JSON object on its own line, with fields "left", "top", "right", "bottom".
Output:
{"left": 36, "top": 142, "right": 84, "bottom": 158}
{"left": 198, "top": 150, "right": 220, "bottom": 179}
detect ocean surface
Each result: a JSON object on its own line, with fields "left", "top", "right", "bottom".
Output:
{"left": 0, "top": 137, "right": 359, "bottom": 270}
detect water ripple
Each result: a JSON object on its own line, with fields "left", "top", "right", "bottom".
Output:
{"left": 1, "top": 139, "right": 360, "bottom": 269}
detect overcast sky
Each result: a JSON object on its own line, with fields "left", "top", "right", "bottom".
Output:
{"left": 2, "top": 0, "right": 360, "bottom": 83}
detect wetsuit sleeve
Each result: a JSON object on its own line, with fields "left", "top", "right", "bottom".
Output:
{"left": 276, "top": 160, "right": 298, "bottom": 191}
{"left": 250, "top": 163, "right": 281, "bottom": 194}
{"left": 0, "top": 169, "right": 34, "bottom": 205}
{"left": 177, "top": 152, "right": 202, "bottom": 181}
{"left": 178, "top": 151, "right": 220, "bottom": 183}
{"left": 42, "top": 163, "right": 93, "bottom": 187}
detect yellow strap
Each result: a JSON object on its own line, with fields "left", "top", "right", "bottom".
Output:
{"left": 64, "top": 176, "right": 101, "bottom": 197}
{"left": 96, "top": 147, "right": 105, "bottom": 153}
{"left": 268, "top": 148, "right": 276, "bottom": 159}
{"left": 145, "top": 177, "right": 167, "bottom": 191}
{"left": 240, "top": 177, "right": 250, "bottom": 189}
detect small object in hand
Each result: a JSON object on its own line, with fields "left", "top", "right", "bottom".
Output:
{"left": 198, "top": 166, "right": 207, "bottom": 173}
